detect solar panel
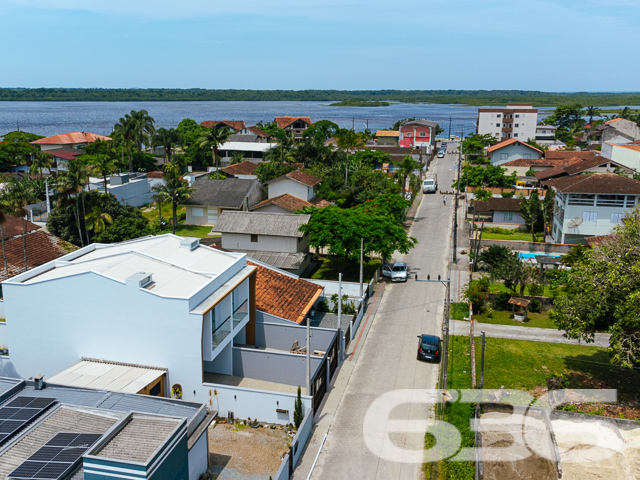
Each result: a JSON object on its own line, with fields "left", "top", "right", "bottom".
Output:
{"left": 0, "top": 397, "right": 56, "bottom": 447}
{"left": 8, "top": 432, "right": 103, "bottom": 480}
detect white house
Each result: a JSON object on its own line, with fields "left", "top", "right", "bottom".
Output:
{"left": 267, "top": 170, "right": 322, "bottom": 201}
{"left": 86, "top": 172, "right": 163, "bottom": 207}
{"left": 477, "top": 104, "right": 538, "bottom": 141}
{"left": 217, "top": 141, "right": 277, "bottom": 166}
{"left": 31, "top": 131, "right": 111, "bottom": 152}
{"left": 473, "top": 198, "right": 525, "bottom": 225}
{"left": 606, "top": 143, "right": 640, "bottom": 171}
{"left": 0, "top": 234, "right": 337, "bottom": 424}
{"left": 488, "top": 138, "right": 543, "bottom": 166}
{"left": 547, "top": 173, "right": 640, "bottom": 244}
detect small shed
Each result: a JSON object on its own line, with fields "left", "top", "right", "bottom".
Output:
{"left": 508, "top": 297, "right": 531, "bottom": 322}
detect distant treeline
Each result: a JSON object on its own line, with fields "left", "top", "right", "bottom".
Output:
{"left": 1, "top": 88, "right": 640, "bottom": 106}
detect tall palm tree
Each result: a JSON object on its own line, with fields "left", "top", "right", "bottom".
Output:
{"left": 6, "top": 178, "right": 37, "bottom": 271}
{"left": 56, "top": 157, "right": 91, "bottom": 246}
{"left": 30, "top": 150, "right": 52, "bottom": 179}
{"left": 85, "top": 206, "right": 113, "bottom": 237}
{"left": 150, "top": 184, "right": 170, "bottom": 231}
{"left": 397, "top": 155, "right": 419, "bottom": 193}
{"left": 197, "top": 125, "right": 233, "bottom": 178}
{"left": 585, "top": 106, "right": 601, "bottom": 129}
{"left": 152, "top": 128, "right": 182, "bottom": 164}
{"left": 156, "top": 162, "right": 195, "bottom": 234}
{"left": 112, "top": 113, "right": 136, "bottom": 172}
{"left": 88, "top": 154, "right": 116, "bottom": 194}
{"left": 335, "top": 128, "right": 365, "bottom": 184}
{"left": 130, "top": 110, "right": 156, "bottom": 155}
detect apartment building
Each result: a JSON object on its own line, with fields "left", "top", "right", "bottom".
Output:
{"left": 477, "top": 104, "right": 538, "bottom": 142}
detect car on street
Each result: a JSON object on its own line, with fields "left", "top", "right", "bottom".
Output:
{"left": 437, "top": 150, "right": 445, "bottom": 158}
{"left": 382, "top": 262, "right": 408, "bottom": 282}
{"left": 417, "top": 334, "right": 441, "bottom": 362}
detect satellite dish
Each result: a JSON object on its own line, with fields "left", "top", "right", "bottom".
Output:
{"left": 566, "top": 217, "right": 583, "bottom": 228}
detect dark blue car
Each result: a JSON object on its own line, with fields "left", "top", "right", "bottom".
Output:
{"left": 417, "top": 334, "right": 441, "bottom": 362}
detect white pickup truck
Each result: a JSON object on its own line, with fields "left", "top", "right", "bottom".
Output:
{"left": 422, "top": 174, "right": 437, "bottom": 193}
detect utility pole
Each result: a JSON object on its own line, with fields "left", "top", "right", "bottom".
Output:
{"left": 415, "top": 274, "right": 451, "bottom": 389}
{"left": 338, "top": 273, "right": 343, "bottom": 361}
{"left": 479, "top": 331, "right": 487, "bottom": 389}
{"left": 448, "top": 116, "right": 452, "bottom": 140}
{"left": 306, "top": 303, "right": 311, "bottom": 396}
{"left": 359, "top": 238, "right": 364, "bottom": 298}
{"left": 470, "top": 302, "right": 476, "bottom": 388}
{"left": 453, "top": 127, "right": 463, "bottom": 263}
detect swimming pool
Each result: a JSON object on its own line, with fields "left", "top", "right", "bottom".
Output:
{"left": 518, "top": 252, "right": 561, "bottom": 260}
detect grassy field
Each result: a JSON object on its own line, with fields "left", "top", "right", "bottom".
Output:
{"left": 310, "top": 256, "right": 381, "bottom": 282}
{"left": 169, "top": 224, "right": 217, "bottom": 238}
{"left": 139, "top": 203, "right": 184, "bottom": 223}
{"left": 488, "top": 281, "right": 555, "bottom": 297}
{"left": 473, "top": 309, "right": 556, "bottom": 329}
{"left": 450, "top": 302, "right": 469, "bottom": 321}
{"left": 481, "top": 231, "right": 544, "bottom": 242}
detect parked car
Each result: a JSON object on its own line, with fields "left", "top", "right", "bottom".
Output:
{"left": 417, "top": 334, "right": 441, "bottom": 362}
{"left": 382, "top": 262, "right": 408, "bottom": 282}
{"left": 437, "top": 150, "right": 445, "bottom": 158}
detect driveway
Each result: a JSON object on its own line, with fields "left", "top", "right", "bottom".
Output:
{"left": 308, "top": 153, "right": 458, "bottom": 479}
{"left": 450, "top": 320, "right": 611, "bottom": 348}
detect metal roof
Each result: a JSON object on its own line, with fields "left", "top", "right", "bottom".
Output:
{"left": 218, "top": 141, "right": 277, "bottom": 152}
{"left": 47, "top": 359, "right": 166, "bottom": 395}
{"left": 216, "top": 211, "right": 310, "bottom": 237}
{"left": 247, "top": 252, "right": 307, "bottom": 270}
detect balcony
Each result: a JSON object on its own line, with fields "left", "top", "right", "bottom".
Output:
{"left": 233, "top": 300, "right": 249, "bottom": 328}
{"left": 502, "top": 127, "right": 513, "bottom": 133}
{"left": 212, "top": 316, "right": 232, "bottom": 348}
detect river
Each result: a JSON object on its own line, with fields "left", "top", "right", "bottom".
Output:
{"left": 0, "top": 101, "right": 557, "bottom": 138}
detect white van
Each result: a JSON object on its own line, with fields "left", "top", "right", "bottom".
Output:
{"left": 422, "top": 175, "right": 437, "bottom": 193}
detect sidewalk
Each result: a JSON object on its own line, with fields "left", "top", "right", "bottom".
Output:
{"left": 292, "top": 282, "right": 386, "bottom": 479}
{"left": 450, "top": 193, "right": 470, "bottom": 303}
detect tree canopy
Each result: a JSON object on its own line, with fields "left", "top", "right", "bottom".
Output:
{"left": 457, "top": 164, "right": 517, "bottom": 188}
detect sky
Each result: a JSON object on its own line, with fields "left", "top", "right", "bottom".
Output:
{"left": 1, "top": 0, "right": 639, "bottom": 92}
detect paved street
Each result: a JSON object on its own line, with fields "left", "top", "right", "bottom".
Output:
{"left": 304, "top": 150, "right": 459, "bottom": 480}
{"left": 450, "top": 320, "right": 611, "bottom": 348}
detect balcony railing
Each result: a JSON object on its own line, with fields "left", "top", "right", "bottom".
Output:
{"left": 212, "top": 316, "right": 232, "bottom": 348}
{"left": 233, "top": 300, "right": 249, "bottom": 328}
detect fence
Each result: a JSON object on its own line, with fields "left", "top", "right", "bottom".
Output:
{"left": 274, "top": 408, "right": 314, "bottom": 480}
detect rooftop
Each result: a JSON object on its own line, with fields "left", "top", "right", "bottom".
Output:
{"left": 246, "top": 125, "right": 269, "bottom": 138}
{"left": 487, "top": 138, "right": 543, "bottom": 154}
{"left": 248, "top": 260, "right": 323, "bottom": 324}
{"left": 545, "top": 173, "right": 640, "bottom": 194}
{"left": 502, "top": 157, "right": 580, "bottom": 167}
{"left": 400, "top": 119, "right": 438, "bottom": 128}
{"left": 218, "top": 141, "right": 276, "bottom": 152}
{"left": 247, "top": 252, "right": 307, "bottom": 270}
{"left": 274, "top": 116, "right": 312, "bottom": 129}
{"left": 375, "top": 130, "right": 399, "bottom": 137}
{"left": 474, "top": 197, "right": 522, "bottom": 213}
{"left": 0, "top": 214, "right": 39, "bottom": 240}
{"left": 250, "top": 193, "right": 329, "bottom": 213}
{"left": 183, "top": 178, "right": 260, "bottom": 208}
{"left": 200, "top": 120, "right": 246, "bottom": 131}
{"left": 221, "top": 161, "right": 259, "bottom": 176}
{"left": 268, "top": 170, "right": 322, "bottom": 187}
{"left": 544, "top": 150, "right": 598, "bottom": 161}
{"left": 31, "top": 132, "right": 111, "bottom": 145}
{"left": 534, "top": 156, "right": 618, "bottom": 181}
{"left": 615, "top": 144, "right": 640, "bottom": 153}
{"left": 215, "top": 211, "right": 310, "bottom": 237}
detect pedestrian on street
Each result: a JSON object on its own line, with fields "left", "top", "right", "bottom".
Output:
{"left": 443, "top": 195, "right": 447, "bottom": 206}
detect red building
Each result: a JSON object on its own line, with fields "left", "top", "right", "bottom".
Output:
{"left": 399, "top": 119, "right": 438, "bottom": 151}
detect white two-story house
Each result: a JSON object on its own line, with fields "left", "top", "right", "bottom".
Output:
{"left": 547, "top": 173, "right": 640, "bottom": 244}
{"left": 267, "top": 170, "right": 322, "bottom": 201}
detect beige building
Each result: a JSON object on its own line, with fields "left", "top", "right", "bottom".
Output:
{"left": 477, "top": 104, "right": 538, "bottom": 142}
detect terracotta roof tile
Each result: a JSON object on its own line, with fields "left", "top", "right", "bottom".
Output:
{"left": 248, "top": 261, "right": 323, "bottom": 324}
{"left": 1, "top": 215, "right": 40, "bottom": 240}
{"left": 545, "top": 173, "right": 640, "bottom": 194}
{"left": 274, "top": 117, "right": 312, "bottom": 129}
{"left": 146, "top": 170, "right": 164, "bottom": 179}
{"left": 309, "top": 197, "right": 331, "bottom": 208}
{"left": 251, "top": 194, "right": 314, "bottom": 213}
{"left": 376, "top": 130, "right": 400, "bottom": 137}
{"left": 544, "top": 150, "right": 597, "bottom": 161}
{"left": 0, "top": 229, "right": 77, "bottom": 281}
{"left": 50, "top": 150, "right": 83, "bottom": 160}
{"left": 221, "top": 161, "right": 259, "bottom": 176}
{"left": 616, "top": 144, "right": 640, "bottom": 152}
{"left": 585, "top": 235, "right": 613, "bottom": 247}
{"left": 534, "top": 164, "right": 569, "bottom": 180}
{"left": 200, "top": 120, "right": 246, "bottom": 131}
{"left": 31, "top": 132, "right": 111, "bottom": 145}
{"left": 474, "top": 197, "right": 522, "bottom": 213}
{"left": 246, "top": 126, "right": 269, "bottom": 138}
{"left": 268, "top": 170, "right": 322, "bottom": 187}
{"left": 487, "top": 138, "right": 542, "bottom": 154}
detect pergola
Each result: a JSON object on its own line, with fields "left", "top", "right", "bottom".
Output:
{"left": 508, "top": 297, "right": 531, "bottom": 322}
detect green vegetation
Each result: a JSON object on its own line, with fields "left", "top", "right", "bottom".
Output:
{"left": 473, "top": 309, "right": 556, "bottom": 329}
{"left": 481, "top": 230, "right": 544, "bottom": 242}
{"left": 3, "top": 88, "right": 640, "bottom": 106}
{"left": 487, "top": 281, "right": 554, "bottom": 298}
{"left": 310, "top": 256, "right": 381, "bottom": 282}
{"left": 450, "top": 302, "right": 469, "bottom": 321}
{"left": 327, "top": 100, "right": 390, "bottom": 107}
{"left": 172, "top": 224, "right": 216, "bottom": 238}
{"left": 457, "top": 164, "right": 517, "bottom": 188}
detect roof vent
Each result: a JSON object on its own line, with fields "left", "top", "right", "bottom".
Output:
{"left": 34, "top": 375, "right": 45, "bottom": 390}
{"left": 180, "top": 237, "right": 200, "bottom": 251}
{"left": 126, "top": 272, "right": 153, "bottom": 289}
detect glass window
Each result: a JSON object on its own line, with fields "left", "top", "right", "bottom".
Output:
{"left": 500, "top": 153, "right": 508, "bottom": 160}
{"left": 515, "top": 123, "right": 519, "bottom": 127}
{"left": 568, "top": 194, "right": 595, "bottom": 206}
{"left": 192, "top": 207, "right": 204, "bottom": 217}
{"left": 583, "top": 211, "right": 597, "bottom": 222}
{"left": 514, "top": 133, "right": 518, "bottom": 137}
{"left": 626, "top": 196, "right": 637, "bottom": 208}
{"left": 516, "top": 114, "right": 520, "bottom": 118}
{"left": 497, "top": 114, "right": 501, "bottom": 118}
{"left": 503, "top": 212, "right": 514, "bottom": 222}
{"left": 496, "top": 123, "right": 500, "bottom": 127}
{"left": 420, "top": 132, "right": 426, "bottom": 137}
{"left": 611, "top": 213, "right": 624, "bottom": 223}
{"left": 250, "top": 234, "right": 258, "bottom": 242}
{"left": 596, "top": 195, "right": 625, "bottom": 207}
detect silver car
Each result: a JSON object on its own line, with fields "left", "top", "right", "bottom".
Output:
{"left": 382, "top": 262, "right": 408, "bottom": 282}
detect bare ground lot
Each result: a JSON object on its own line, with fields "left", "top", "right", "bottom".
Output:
{"left": 207, "top": 422, "right": 291, "bottom": 480}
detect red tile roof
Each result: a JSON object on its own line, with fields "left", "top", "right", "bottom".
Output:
{"left": 502, "top": 158, "right": 573, "bottom": 167}
{"left": 248, "top": 261, "right": 323, "bottom": 324}
{"left": 534, "top": 156, "right": 612, "bottom": 180}
{"left": 487, "top": 138, "right": 542, "bottom": 154}
{"left": 268, "top": 170, "right": 322, "bottom": 187}
{"left": 585, "top": 235, "right": 613, "bottom": 247}
{"left": 50, "top": 150, "right": 83, "bottom": 160}
{"left": 246, "top": 126, "right": 269, "bottom": 138}
{"left": 200, "top": 120, "right": 246, "bottom": 131}
{"left": 616, "top": 144, "right": 640, "bottom": 153}
{"left": 474, "top": 198, "right": 522, "bottom": 213}
{"left": 221, "top": 161, "right": 259, "bottom": 176}
{"left": 544, "top": 150, "right": 597, "bottom": 161}
{"left": 31, "top": 132, "right": 111, "bottom": 145}
{"left": 545, "top": 173, "right": 640, "bottom": 194}
{"left": 147, "top": 170, "right": 164, "bottom": 179}
{"left": 1, "top": 215, "right": 40, "bottom": 240}
{"left": 251, "top": 193, "right": 330, "bottom": 213}
{"left": 274, "top": 117, "right": 312, "bottom": 129}
{"left": 0, "top": 229, "right": 77, "bottom": 281}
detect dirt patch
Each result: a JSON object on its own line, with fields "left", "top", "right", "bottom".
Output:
{"left": 208, "top": 422, "right": 291, "bottom": 480}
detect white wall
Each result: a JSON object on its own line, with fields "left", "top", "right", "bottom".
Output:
{"left": 611, "top": 145, "right": 640, "bottom": 171}
{"left": 269, "top": 179, "right": 313, "bottom": 201}
{"left": 221, "top": 232, "right": 303, "bottom": 253}
{"left": 309, "top": 279, "right": 364, "bottom": 298}
{"left": 187, "top": 430, "right": 209, "bottom": 480}
{"left": 490, "top": 143, "right": 541, "bottom": 165}
{"left": 493, "top": 211, "right": 525, "bottom": 224}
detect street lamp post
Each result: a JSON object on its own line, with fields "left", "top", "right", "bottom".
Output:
{"left": 415, "top": 274, "right": 451, "bottom": 389}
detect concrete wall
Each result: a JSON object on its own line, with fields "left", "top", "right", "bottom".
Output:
{"left": 221, "top": 232, "right": 306, "bottom": 253}
{"left": 188, "top": 430, "right": 209, "bottom": 480}
{"left": 309, "top": 279, "right": 365, "bottom": 298}
{"left": 269, "top": 179, "right": 314, "bottom": 201}
{"left": 203, "top": 381, "right": 312, "bottom": 425}
{"left": 232, "top": 347, "right": 324, "bottom": 387}
{"left": 473, "top": 238, "right": 573, "bottom": 254}
{"left": 493, "top": 211, "right": 525, "bottom": 224}
{"left": 254, "top": 321, "right": 337, "bottom": 352}
{"left": 611, "top": 145, "right": 640, "bottom": 171}
{"left": 490, "top": 143, "right": 541, "bottom": 165}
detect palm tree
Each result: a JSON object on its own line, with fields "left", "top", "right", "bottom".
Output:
{"left": 335, "top": 128, "right": 365, "bottom": 183}
{"left": 150, "top": 184, "right": 170, "bottom": 231}
{"left": 156, "top": 162, "right": 195, "bottom": 234}
{"left": 197, "top": 125, "right": 233, "bottom": 178}
{"left": 56, "top": 157, "right": 91, "bottom": 246}
{"left": 152, "top": 127, "right": 182, "bottom": 164}
{"left": 88, "top": 154, "right": 116, "bottom": 194}
{"left": 585, "top": 106, "right": 601, "bottom": 129}
{"left": 621, "top": 107, "right": 632, "bottom": 120}
{"left": 112, "top": 114, "right": 136, "bottom": 172}
{"left": 397, "top": 155, "right": 419, "bottom": 193}
{"left": 230, "top": 151, "right": 245, "bottom": 165}
{"left": 85, "top": 206, "right": 113, "bottom": 237}
{"left": 6, "top": 178, "right": 37, "bottom": 271}
{"left": 0, "top": 195, "right": 10, "bottom": 278}
{"left": 30, "top": 150, "right": 52, "bottom": 179}
{"left": 130, "top": 110, "right": 156, "bottom": 154}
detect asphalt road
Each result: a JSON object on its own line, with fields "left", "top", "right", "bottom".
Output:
{"left": 310, "top": 149, "right": 458, "bottom": 480}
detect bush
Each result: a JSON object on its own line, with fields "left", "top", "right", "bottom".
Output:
{"left": 494, "top": 291, "right": 512, "bottom": 310}
{"left": 501, "top": 190, "right": 515, "bottom": 198}
{"left": 528, "top": 283, "right": 544, "bottom": 297}
{"left": 463, "top": 277, "right": 490, "bottom": 314}
{"left": 529, "top": 298, "right": 541, "bottom": 313}
{"left": 474, "top": 188, "right": 492, "bottom": 201}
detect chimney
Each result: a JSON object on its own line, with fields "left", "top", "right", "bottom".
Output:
{"left": 34, "top": 375, "right": 45, "bottom": 390}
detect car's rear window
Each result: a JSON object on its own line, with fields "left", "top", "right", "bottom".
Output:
{"left": 421, "top": 336, "right": 438, "bottom": 348}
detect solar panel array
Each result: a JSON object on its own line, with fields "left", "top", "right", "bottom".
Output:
{"left": 0, "top": 397, "right": 56, "bottom": 444}
{"left": 9, "top": 432, "right": 103, "bottom": 480}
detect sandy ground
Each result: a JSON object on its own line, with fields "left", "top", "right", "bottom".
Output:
{"left": 208, "top": 422, "right": 291, "bottom": 480}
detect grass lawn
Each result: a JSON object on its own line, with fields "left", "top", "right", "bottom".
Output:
{"left": 450, "top": 302, "right": 469, "bottom": 321}
{"left": 481, "top": 231, "right": 544, "bottom": 242}
{"left": 169, "top": 224, "right": 217, "bottom": 238}
{"left": 488, "top": 281, "right": 554, "bottom": 297}
{"left": 473, "top": 309, "right": 556, "bottom": 329}
{"left": 310, "top": 256, "right": 381, "bottom": 282}
{"left": 140, "top": 203, "right": 185, "bottom": 223}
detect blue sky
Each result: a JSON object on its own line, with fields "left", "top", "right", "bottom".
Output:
{"left": 1, "top": 0, "right": 639, "bottom": 91}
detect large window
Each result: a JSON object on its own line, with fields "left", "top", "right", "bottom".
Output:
{"left": 503, "top": 212, "right": 514, "bottom": 222}
{"left": 596, "top": 195, "right": 625, "bottom": 207}
{"left": 192, "top": 208, "right": 204, "bottom": 217}
{"left": 626, "top": 196, "right": 637, "bottom": 208}
{"left": 583, "top": 211, "right": 597, "bottom": 222}
{"left": 568, "top": 194, "right": 595, "bottom": 206}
